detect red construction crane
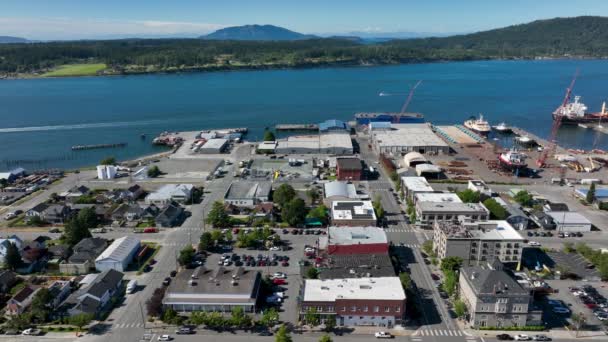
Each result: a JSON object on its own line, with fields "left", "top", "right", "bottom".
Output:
{"left": 536, "top": 71, "right": 579, "bottom": 168}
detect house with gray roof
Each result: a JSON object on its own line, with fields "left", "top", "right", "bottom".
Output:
{"left": 59, "top": 238, "right": 108, "bottom": 275}
{"left": 64, "top": 269, "right": 124, "bottom": 317}
{"left": 224, "top": 182, "right": 271, "bottom": 208}
{"left": 155, "top": 202, "right": 184, "bottom": 228}
{"left": 459, "top": 265, "right": 541, "bottom": 328}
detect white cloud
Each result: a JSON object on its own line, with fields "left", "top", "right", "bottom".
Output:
{"left": 0, "top": 17, "right": 227, "bottom": 40}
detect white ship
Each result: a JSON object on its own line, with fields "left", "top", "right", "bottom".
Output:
{"left": 499, "top": 148, "right": 528, "bottom": 170}
{"left": 493, "top": 122, "right": 512, "bottom": 133}
{"left": 464, "top": 114, "right": 491, "bottom": 135}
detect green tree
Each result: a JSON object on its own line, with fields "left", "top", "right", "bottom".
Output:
{"left": 210, "top": 229, "right": 224, "bottom": 243}
{"left": 63, "top": 207, "right": 96, "bottom": 246}
{"left": 454, "top": 299, "right": 467, "bottom": 318}
{"left": 77, "top": 206, "right": 98, "bottom": 229}
{"left": 230, "top": 307, "right": 252, "bottom": 328}
{"left": 69, "top": 313, "right": 93, "bottom": 336}
{"left": 30, "top": 288, "right": 52, "bottom": 323}
{"left": 562, "top": 242, "right": 575, "bottom": 253}
{"left": 206, "top": 201, "right": 230, "bottom": 228}
{"left": 178, "top": 245, "right": 195, "bottom": 266}
{"left": 422, "top": 240, "right": 434, "bottom": 256}
{"left": 264, "top": 130, "right": 276, "bottom": 141}
{"left": 146, "top": 288, "right": 165, "bottom": 317}
{"left": 147, "top": 165, "right": 162, "bottom": 178}
{"left": 442, "top": 270, "right": 458, "bottom": 297}
{"left": 399, "top": 272, "right": 412, "bottom": 291}
{"left": 514, "top": 190, "right": 534, "bottom": 207}
{"left": 275, "top": 324, "right": 292, "bottom": 342}
{"left": 224, "top": 230, "right": 233, "bottom": 242}
{"left": 457, "top": 189, "right": 480, "bottom": 203}
{"left": 587, "top": 183, "right": 596, "bottom": 204}
{"left": 319, "top": 334, "right": 333, "bottom": 342}
{"left": 306, "top": 205, "right": 328, "bottom": 225}
{"left": 27, "top": 215, "right": 45, "bottom": 226}
{"left": 306, "top": 188, "right": 320, "bottom": 203}
{"left": 440, "top": 256, "right": 463, "bottom": 273}
{"left": 373, "top": 195, "right": 385, "bottom": 219}
{"left": 4, "top": 242, "right": 21, "bottom": 271}
{"left": 324, "top": 315, "right": 336, "bottom": 332}
{"left": 5, "top": 314, "right": 30, "bottom": 331}
{"left": 305, "top": 308, "right": 320, "bottom": 326}
{"left": 198, "top": 232, "right": 213, "bottom": 251}
{"left": 282, "top": 198, "right": 307, "bottom": 226}
{"left": 273, "top": 184, "right": 296, "bottom": 207}
{"left": 99, "top": 156, "right": 116, "bottom": 165}
{"left": 260, "top": 308, "right": 279, "bottom": 328}
{"left": 188, "top": 311, "right": 208, "bottom": 326}
{"left": 306, "top": 267, "right": 319, "bottom": 279}
{"left": 482, "top": 198, "right": 508, "bottom": 220}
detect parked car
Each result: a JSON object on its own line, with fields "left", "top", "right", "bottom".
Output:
{"left": 515, "top": 334, "right": 531, "bottom": 341}
{"left": 272, "top": 278, "right": 287, "bottom": 285}
{"left": 170, "top": 270, "right": 177, "bottom": 277}
{"left": 143, "top": 227, "right": 158, "bottom": 233}
{"left": 528, "top": 241, "right": 541, "bottom": 247}
{"left": 533, "top": 335, "right": 551, "bottom": 341}
{"left": 163, "top": 277, "right": 171, "bottom": 286}
{"left": 552, "top": 307, "right": 570, "bottom": 314}
{"left": 272, "top": 272, "right": 287, "bottom": 279}
{"left": 374, "top": 331, "right": 394, "bottom": 339}
{"left": 22, "top": 328, "right": 42, "bottom": 336}
{"left": 158, "top": 335, "right": 172, "bottom": 341}
{"left": 175, "top": 326, "right": 194, "bottom": 335}
{"left": 497, "top": 334, "right": 514, "bottom": 340}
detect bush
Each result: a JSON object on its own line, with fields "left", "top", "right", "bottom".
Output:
{"left": 478, "top": 325, "right": 545, "bottom": 331}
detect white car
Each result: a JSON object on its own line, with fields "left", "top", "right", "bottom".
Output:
{"left": 22, "top": 328, "right": 41, "bottom": 336}
{"left": 158, "top": 335, "right": 172, "bottom": 341}
{"left": 272, "top": 272, "right": 287, "bottom": 279}
{"left": 374, "top": 331, "right": 393, "bottom": 339}
{"left": 304, "top": 247, "right": 316, "bottom": 253}
{"left": 274, "top": 291, "right": 285, "bottom": 298}
{"left": 269, "top": 246, "right": 281, "bottom": 251}
{"left": 4, "top": 212, "right": 16, "bottom": 220}
{"left": 528, "top": 241, "right": 541, "bottom": 247}
{"left": 515, "top": 334, "right": 531, "bottom": 341}
{"left": 552, "top": 307, "right": 570, "bottom": 314}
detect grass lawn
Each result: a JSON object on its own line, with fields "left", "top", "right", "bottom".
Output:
{"left": 43, "top": 63, "right": 107, "bottom": 77}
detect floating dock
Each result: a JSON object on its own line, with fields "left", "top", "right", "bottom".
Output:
{"left": 276, "top": 124, "right": 319, "bottom": 131}
{"left": 71, "top": 143, "right": 127, "bottom": 151}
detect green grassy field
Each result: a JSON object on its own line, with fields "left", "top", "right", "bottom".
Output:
{"left": 42, "top": 63, "right": 107, "bottom": 77}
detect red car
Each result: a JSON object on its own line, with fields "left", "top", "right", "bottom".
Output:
{"left": 273, "top": 278, "right": 287, "bottom": 285}
{"left": 143, "top": 227, "right": 158, "bottom": 233}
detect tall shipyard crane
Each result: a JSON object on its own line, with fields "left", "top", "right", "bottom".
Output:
{"left": 537, "top": 71, "right": 579, "bottom": 168}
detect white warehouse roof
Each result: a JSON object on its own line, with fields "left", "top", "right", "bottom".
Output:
{"left": 402, "top": 177, "right": 434, "bottom": 192}
{"left": 324, "top": 181, "right": 357, "bottom": 199}
{"left": 96, "top": 236, "right": 140, "bottom": 263}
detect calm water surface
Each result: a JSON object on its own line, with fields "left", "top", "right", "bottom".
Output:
{"left": 1, "top": 59, "right": 608, "bottom": 170}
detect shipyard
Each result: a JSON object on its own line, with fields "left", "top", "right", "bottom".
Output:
{"left": 5, "top": 73, "right": 608, "bottom": 342}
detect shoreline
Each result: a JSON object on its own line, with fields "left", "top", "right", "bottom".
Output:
{"left": 2, "top": 56, "right": 607, "bottom": 81}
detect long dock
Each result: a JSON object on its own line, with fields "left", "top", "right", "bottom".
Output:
{"left": 71, "top": 143, "right": 127, "bottom": 151}
{"left": 276, "top": 124, "right": 319, "bottom": 131}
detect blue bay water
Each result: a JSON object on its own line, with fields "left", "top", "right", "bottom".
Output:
{"left": 1, "top": 59, "right": 608, "bottom": 170}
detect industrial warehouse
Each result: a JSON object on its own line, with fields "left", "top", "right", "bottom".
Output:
{"left": 370, "top": 123, "right": 450, "bottom": 155}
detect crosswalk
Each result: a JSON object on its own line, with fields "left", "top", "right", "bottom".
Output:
{"left": 413, "top": 328, "right": 466, "bottom": 337}
{"left": 113, "top": 322, "right": 145, "bottom": 329}
{"left": 385, "top": 227, "right": 415, "bottom": 233}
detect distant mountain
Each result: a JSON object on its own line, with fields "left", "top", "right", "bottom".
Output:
{"left": 0, "top": 36, "right": 29, "bottom": 44}
{"left": 201, "top": 24, "right": 317, "bottom": 41}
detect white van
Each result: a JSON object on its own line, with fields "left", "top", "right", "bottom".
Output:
{"left": 126, "top": 279, "right": 138, "bottom": 294}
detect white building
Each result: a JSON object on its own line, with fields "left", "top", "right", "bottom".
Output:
{"left": 546, "top": 211, "right": 592, "bottom": 232}
{"left": 199, "top": 139, "right": 228, "bottom": 154}
{"left": 274, "top": 134, "right": 353, "bottom": 155}
{"left": 223, "top": 182, "right": 272, "bottom": 208}
{"left": 95, "top": 236, "right": 140, "bottom": 272}
{"left": 96, "top": 165, "right": 117, "bottom": 180}
{"left": 416, "top": 201, "right": 489, "bottom": 228}
{"left": 401, "top": 176, "right": 434, "bottom": 201}
{"left": 145, "top": 184, "right": 194, "bottom": 205}
{"left": 371, "top": 123, "right": 449, "bottom": 154}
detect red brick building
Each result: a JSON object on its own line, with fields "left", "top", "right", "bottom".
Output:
{"left": 300, "top": 277, "right": 406, "bottom": 327}
{"left": 325, "top": 226, "right": 388, "bottom": 255}
{"left": 336, "top": 158, "right": 363, "bottom": 181}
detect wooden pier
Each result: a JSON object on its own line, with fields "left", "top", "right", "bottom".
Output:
{"left": 276, "top": 124, "right": 319, "bottom": 131}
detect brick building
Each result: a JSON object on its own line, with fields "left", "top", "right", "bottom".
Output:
{"left": 300, "top": 277, "right": 405, "bottom": 327}
{"left": 336, "top": 158, "right": 363, "bottom": 181}
{"left": 321, "top": 226, "right": 388, "bottom": 255}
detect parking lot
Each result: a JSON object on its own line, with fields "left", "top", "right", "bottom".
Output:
{"left": 203, "top": 228, "right": 322, "bottom": 324}
{"left": 542, "top": 280, "right": 608, "bottom": 331}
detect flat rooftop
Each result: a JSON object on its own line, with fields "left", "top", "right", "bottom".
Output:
{"left": 328, "top": 226, "right": 387, "bottom": 246}
{"left": 436, "top": 220, "right": 524, "bottom": 241}
{"left": 331, "top": 200, "right": 377, "bottom": 221}
{"left": 418, "top": 201, "right": 488, "bottom": 213}
{"left": 320, "top": 254, "right": 395, "bottom": 279}
{"left": 303, "top": 277, "right": 405, "bottom": 302}
{"left": 402, "top": 177, "right": 434, "bottom": 192}
{"left": 546, "top": 211, "right": 592, "bottom": 224}
{"left": 225, "top": 182, "right": 271, "bottom": 200}
{"left": 163, "top": 267, "right": 260, "bottom": 305}
{"left": 415, "top": 192, "right": 462, "bottom": 203}
{"left": 373, "top": 124, "right": 448, "bottom": 148}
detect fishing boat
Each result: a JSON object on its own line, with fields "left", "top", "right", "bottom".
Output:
{"left": 493, "top": 122, "right": 513, "bottom": 133}
{"left": 464, "top": 114, "right": 491, "bottom": 135}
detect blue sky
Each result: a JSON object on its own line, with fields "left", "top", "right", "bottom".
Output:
{"left": 3, "top": 0, "right": 608, "bottom": 40}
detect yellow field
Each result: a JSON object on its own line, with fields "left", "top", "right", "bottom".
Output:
{"left": 42, "top": 63, "right": 107, "bottom": 77}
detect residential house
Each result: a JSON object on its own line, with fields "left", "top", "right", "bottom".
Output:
{"left": 529, "top": 211, "right": 556, "bottom": 230}
{"left": 459, "top": 265, "right": 541, "bottom": 328}
{"left": 145, "top": 184, "right": 194, "bottom": 206}
{"left": 69, "top": 204, "right": 110, "bottom": 222}
{"left": 61, "top": 185, "right": 92, "bottom": 202}
{"left": 65, "top": 269, "right": 124, "bottom": 317}
{"left": 6, "top": 285, "right": 40, "bottom": 316}
{"left": 26, "top": 203, "right": 49, "bottom": 219}
{"left": 111, "top": 203, "right": 143, "bottom": 222}
{"left": 543, "top": 202, "right": 569, "bottom": 212}
{"left": 0, "top": 270, "right": 17, "bottom": 293}
{"left": 0, "top": 235, "right": 23, "bottom": 264}
{"left": 155, "top": 202, "right": 184, "bottom": 228}
{"left": 252, "top": 202, "right": 274, "bottom": 219}
{"left": 95, "top": 236, "right": 140, "bottom": 272}
{"left": 125, "top": 184, "right": 144, "bottom": 200}
{"left": 47, "top": 280, "right": 72, "bottom": 309}
{"left": 493, "top": 197, "right": 529, "bottom": 230}
{"left": 27, "top": 203, "right": 71, "bottom": 224}
{"left": 19, "top": 239, "right": 48, "bottom": 274}
{"left": 59, "top": 238, "right": 108, "bottom": 275}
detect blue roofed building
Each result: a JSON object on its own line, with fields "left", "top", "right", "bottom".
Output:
{"left": 319, "top": 119, "right": 348, "bottom": 134}
{"left": 575, "top": 187, "right": 608, "bottom": 205}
